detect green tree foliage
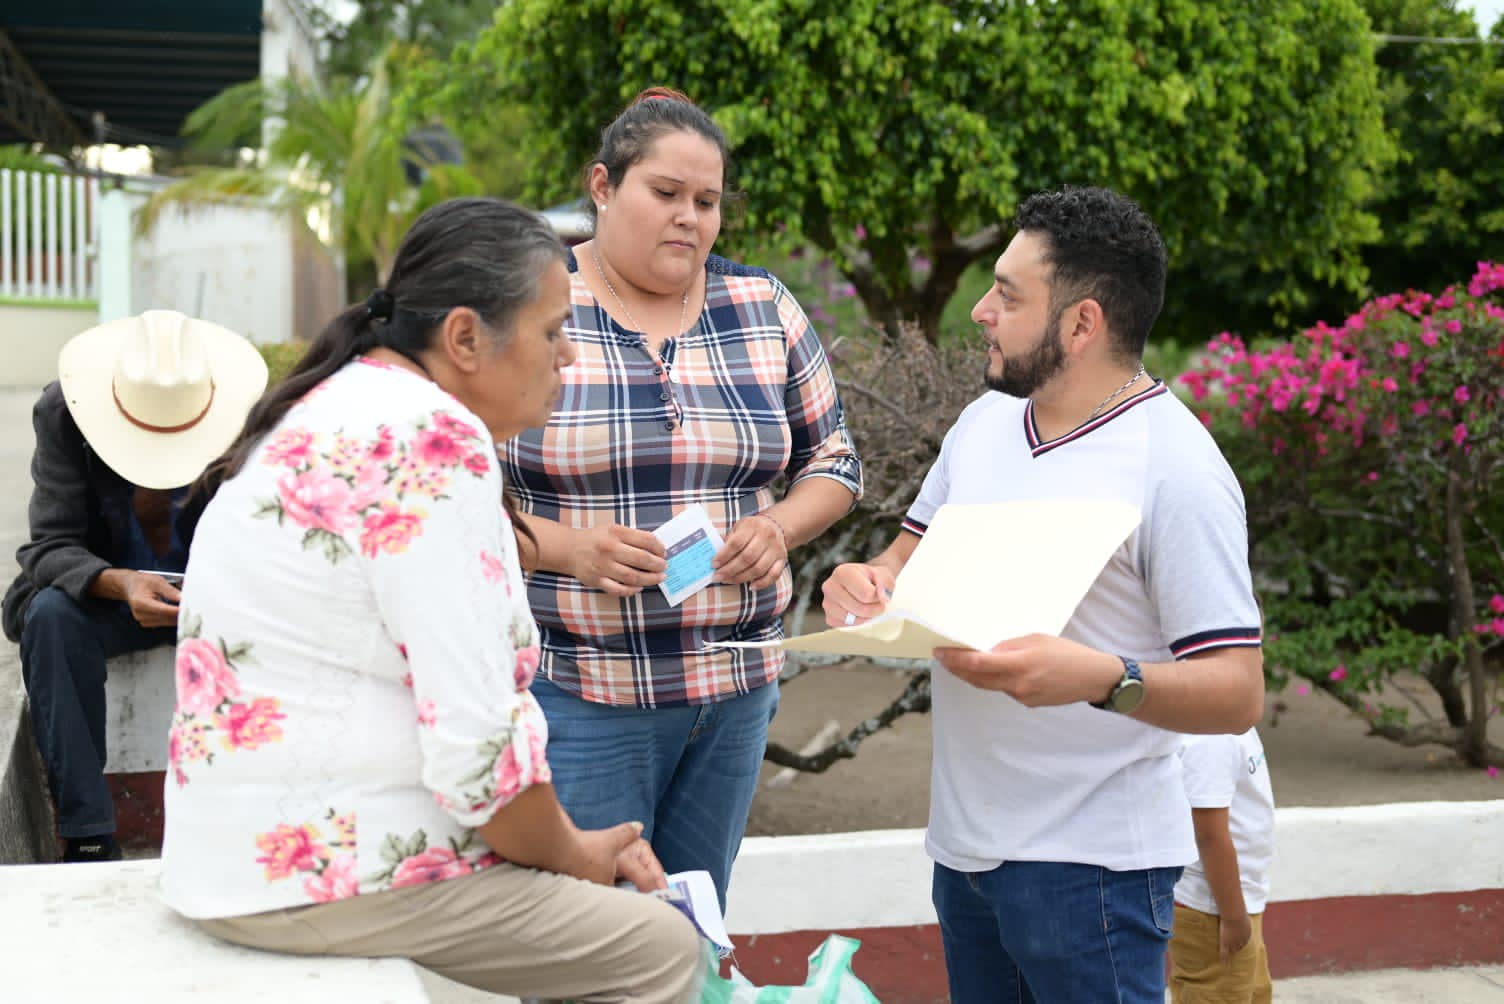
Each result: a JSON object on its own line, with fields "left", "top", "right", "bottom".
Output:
{"left": 430, "top": 0, "right": 1392, "bottom": 344}
{"left": 1352, "top": 1, "right": 1504, "bottom": 307}
{"left": 308, "top": 1, "right": 529, "bottom": 202}
{"left": 308, "top": 0, "right": 500, "bottom": 81}
{"left": 141, "top": 56, "right": 481, "bottom": 283}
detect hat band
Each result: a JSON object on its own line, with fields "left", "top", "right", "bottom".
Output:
{"left": 112, "top": 380, "right": 217, "bottom": 434}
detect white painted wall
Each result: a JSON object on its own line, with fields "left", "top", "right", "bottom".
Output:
{"left": 0, "top": 303, "right": 98, "bottom": 387}
{"left": 261, "top": 0, "right": 322, "bottom": 86}
{"left": 131, "top": 201, "right": 298, "bottom": 345}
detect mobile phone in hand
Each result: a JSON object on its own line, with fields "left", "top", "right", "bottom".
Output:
{"left": 137, "top": 570, "right": 185, "bottom": 587}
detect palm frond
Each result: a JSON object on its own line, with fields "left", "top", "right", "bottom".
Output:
{"left": 136, "top": 167, "right": 322, "bottom": 236}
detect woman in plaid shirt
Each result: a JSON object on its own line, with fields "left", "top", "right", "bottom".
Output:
{"left": 502, "top": 87, "right": 863, "bottom": 908}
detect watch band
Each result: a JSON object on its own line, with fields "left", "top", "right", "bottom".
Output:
{"left": 1092, "top": 656, "right": 1144, "bottom": 711}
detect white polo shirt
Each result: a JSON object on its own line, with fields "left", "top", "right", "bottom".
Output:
{"left": 904, "top": 383, "right": 1261, "bottom": 873}
{"left": 1176, "top": 729, "right": 1276, "bottom": 915}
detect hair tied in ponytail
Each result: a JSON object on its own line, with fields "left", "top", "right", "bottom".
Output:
{"left": 365, "top": 288, "right": 396, "bottom": 321}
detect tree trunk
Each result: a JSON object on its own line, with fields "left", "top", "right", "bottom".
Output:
{"left": 1424, "top": 656, "right": 1470, "bottom": 728}
{"left": 1444, "top": 467, "right": 1491, "bottom": 766}
{"left": 833, "top": 221, "right": 1007, "bottom": 345}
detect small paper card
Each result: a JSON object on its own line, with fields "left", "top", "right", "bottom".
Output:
{"left": 655, "top": 870, "right": 734, "bottom": 957}
{"left": 653, "top": 504, "right": 725, "bottom": 607}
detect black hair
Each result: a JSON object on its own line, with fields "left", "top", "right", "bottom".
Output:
{"left": 196, "top": 197, "right": 565, "bottom": 542}
{"left": 1014, "top": 187, "right": 1167, "bottom": 359}
{"left": 582, "top": 85, "right": 733, "bottom": 226}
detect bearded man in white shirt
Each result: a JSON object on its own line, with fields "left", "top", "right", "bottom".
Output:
{"left": 821, "top": 186, "right": 1265, "bottom": 1004}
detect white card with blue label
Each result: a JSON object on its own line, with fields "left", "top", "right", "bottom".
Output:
{"left": 653, "top": 504, "right": 726, "bottom": 607}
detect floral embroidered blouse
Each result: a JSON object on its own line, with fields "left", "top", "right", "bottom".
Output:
{"left": 160, "top": 360, "right": 550, "bottom": 919}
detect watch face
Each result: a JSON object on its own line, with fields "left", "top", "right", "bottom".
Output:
{"left": 1111, "top": 679, "right": 1147, "bottom": 714}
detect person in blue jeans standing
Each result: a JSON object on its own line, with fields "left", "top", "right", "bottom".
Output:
{"left": 2, "top": 311, "right": 266, "bottom": 862}
{"left": 821, "top": 187, "right": 1266, "bottom": 1002}
{"left": 502, "top": 88, "right": 862, "bottom": 910}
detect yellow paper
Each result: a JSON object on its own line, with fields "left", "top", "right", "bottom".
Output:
{"left": 710, "top": 500, "right": 1141, "bottom": 660}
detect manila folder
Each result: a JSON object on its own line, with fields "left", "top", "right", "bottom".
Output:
{"left": 710, "top": 499, "right": 1140, "bottom": 660}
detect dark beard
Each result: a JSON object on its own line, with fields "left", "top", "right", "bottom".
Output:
{"left": 983, "top": 322, "right": 1067, "bottom": 398}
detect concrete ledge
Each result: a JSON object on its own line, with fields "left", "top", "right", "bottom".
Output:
{"left": 722, "top": 801, "right": 1504, "bottom": 996}
{"left": 0, "top": 648, "right": 54, "bottom": 864}
{"left": 0, "top": 859, "right": 444, "bottom": 1002}
{"left": 105, "top": 646, "right": 176, "bottom": 774}
{"left": 0, "top": 643, "right": 179, "bottom": 862}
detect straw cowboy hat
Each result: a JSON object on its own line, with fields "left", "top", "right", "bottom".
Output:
{"left": 57, "top": 310, "right": 269, "bottom": 490}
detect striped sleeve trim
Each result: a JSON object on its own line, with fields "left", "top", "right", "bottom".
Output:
{"left": 900, "top": 516, "right": 929, "bottom": 537}
{"left": 1170, "top": 627, "right": 1263, "bottom": 659}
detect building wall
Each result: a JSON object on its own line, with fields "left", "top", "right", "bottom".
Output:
{"left": 0, "top": 302, "right": 98, "bottom": 388}
{"left": 131, "top": 201, "right": 297, "bottom": 345}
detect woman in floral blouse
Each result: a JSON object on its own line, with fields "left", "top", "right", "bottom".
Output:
{"left": 503, "top": 89, "right": 863, "bottom": 909}
{"left": 160, "top": 198, "right": 702, "bottom": 1003}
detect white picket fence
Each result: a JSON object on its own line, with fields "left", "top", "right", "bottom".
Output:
{"left": 0, "top": 168, "right": 100, "bottom": 302}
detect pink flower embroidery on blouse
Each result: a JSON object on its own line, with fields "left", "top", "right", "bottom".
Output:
{"left": 215, "top": 698, "right": 287, "bottom": 751}
{"left": 492, "top": 742, "right": 526, "bottom": 805}
{"left": 167, "top": 726, "right": 189, "bottom": 788}
{"left": 514, "top": 646, "right": 541, "bottom": 691}
{"left": 176, "top": 638, "right": 241, "bottom": 715}
{"left": 480, "top": 550, "right": 505, "bottom": 584}
{"left": 389, "top": 847, "right": 472, "bottom": 889}
{"left": 417, "top": 699, "right": 437, "bottom": 728}
{"left": 413, "top": 428, "right": 465, "bottom": 468}
{"left": 463, "top": 452, "right": 491, "bottom": 476}
{"left": 367, "top": 427, "right": 397, "bottom": 463}
{"left": 433, "top": 412, "right": 479, "bottom": 439}
{"left": 304, "top": 854, "right": 360, "bottom": 903}
{"left": 263, "top": 428, "right": 315, "bottom": 468}
{"left": 349, "top": 461, "right": 390, "bottom": 511}
{"left": 256, "top": 824, "right": 328, "bottom": 881}
{"left": 493, "top": 718, "right": 550, "bottom": 804}
{"left": 277, "top": 468, "right": 359, "bottom": 533}
{"left": 359, "top": 503, "right": 425, "bottom": 557}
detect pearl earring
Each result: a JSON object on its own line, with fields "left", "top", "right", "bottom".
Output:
{"left": 599, "top": 204, "right": 607, "bottom": 211}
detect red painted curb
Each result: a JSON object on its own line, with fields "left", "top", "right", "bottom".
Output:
{"left": 107, "top": 770, "right": 165, "bottom": 851}
{"left": 1264, "top": 889, "right": 1504, "bottom": 978}
{"left": 727, "top": 886, "right": 1504, "bottom": 999}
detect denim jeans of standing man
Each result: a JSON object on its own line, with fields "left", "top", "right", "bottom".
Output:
{"left": 530, "top": 676, "right": 777, "bottom": 911}
{"left": 933, "top": 859, "right": 1183, "bottom": 1004}
{"left": 20, "top": 586, "right": 176, "bottom": 851}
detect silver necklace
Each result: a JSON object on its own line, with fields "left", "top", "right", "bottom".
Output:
{"left": 1085, "top": 364, "right": 1148, "bottom": 422}
{"left": 591, "top": 244, "right": 688, "bottom": 361}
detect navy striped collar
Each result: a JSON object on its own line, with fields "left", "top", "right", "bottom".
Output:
{"left": 1024, "top": 380, "right": 1168, "bottom": 457}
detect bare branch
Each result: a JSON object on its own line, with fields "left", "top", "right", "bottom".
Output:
{"left": 1315, "top": 680, "right": 1504, "bottom": 767}
{"left": 840, "top": 380, "right": 915, "bottom": 424}
{"left": 764, "top": 670, "right": 932, "bottom": 772}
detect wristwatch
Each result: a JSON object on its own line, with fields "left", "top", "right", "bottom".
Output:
{"left": 1092, "top": 656, "right": 1145, "bottom": 714}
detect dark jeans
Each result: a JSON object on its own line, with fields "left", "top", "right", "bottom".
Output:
{"left": 19, "top": 586, "right": 175, "bottom": 838}
{"left": 530, "top": 676, "right": 778, "bottom": 912}
{"left": 933, "top": 859, "right": 1182, "bottom": 1004}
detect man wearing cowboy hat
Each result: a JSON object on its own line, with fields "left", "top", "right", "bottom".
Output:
{"left": 2, "top": 310, "right": 266, "bottom": 862}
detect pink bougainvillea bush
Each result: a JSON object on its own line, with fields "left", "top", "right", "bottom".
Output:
{"left": 1181, "top": 262, "right": 1504, "bottom": 766}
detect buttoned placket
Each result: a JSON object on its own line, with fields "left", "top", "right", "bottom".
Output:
{"left": 646, "top": 338, "right": 682, "bottom": 432}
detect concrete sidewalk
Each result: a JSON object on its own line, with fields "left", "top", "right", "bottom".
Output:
{"left": 1274, "top": 964, "right": 1504, "bottom": 1002}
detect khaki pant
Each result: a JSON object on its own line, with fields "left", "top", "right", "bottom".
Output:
{"left": 1168, "top": 904, "right": 1272, "bottom": 1004}
{"left": 198, "top": 861, "right": 704, "bottom": 1004}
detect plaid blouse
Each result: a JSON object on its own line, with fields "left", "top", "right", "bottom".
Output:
{"left": 500, "top": 252, "right": 862, "bottom": 707}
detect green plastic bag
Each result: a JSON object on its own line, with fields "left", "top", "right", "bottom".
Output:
{"left": 699, "top": 935, "right": 882, "bottom": 1004}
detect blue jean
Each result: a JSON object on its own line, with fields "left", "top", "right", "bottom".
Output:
{"left": 20, "top": 586, "right": 176, "bottom": 838}
{"left": 530, "top": 676, "right": 778, "bottom": 910}
{"left": 932, "top": 859, "right": 1182, "bottom": 1004}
